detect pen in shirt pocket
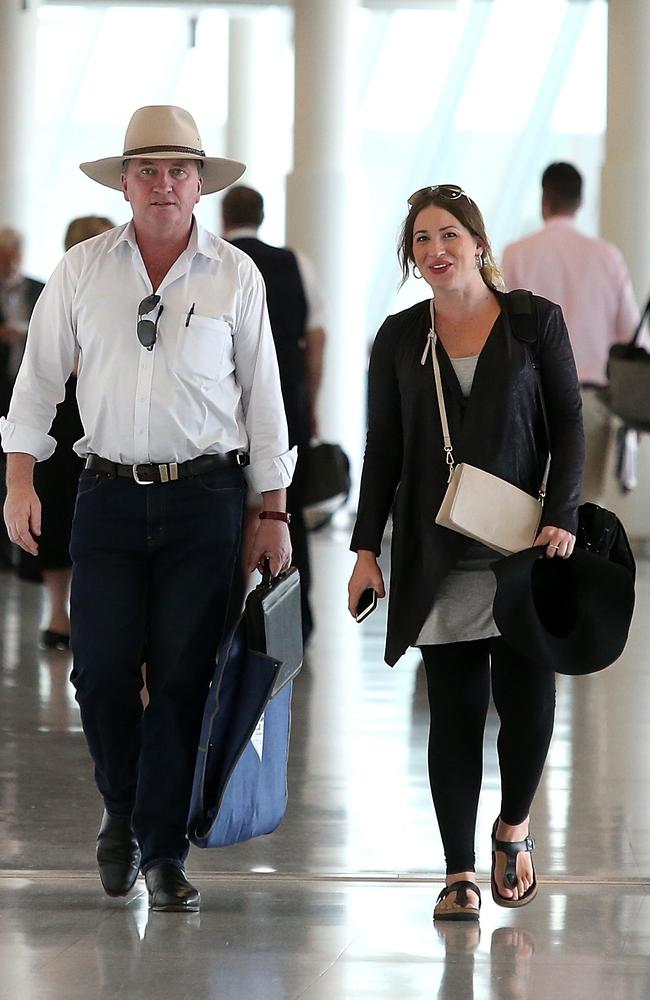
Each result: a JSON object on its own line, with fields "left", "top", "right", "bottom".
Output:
{"left": 185, "top": 303, "right": 195, "bottom": 327}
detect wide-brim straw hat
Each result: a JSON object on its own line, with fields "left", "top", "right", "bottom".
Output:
{"left": 79, "top": 105, "right": 245, "bottom": 196}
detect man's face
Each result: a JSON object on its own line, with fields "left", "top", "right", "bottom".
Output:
{"left": 121, "top": 158, "right": 202, "bottom": 233}
{"left": 0, "top": 244, "right": 22, "bottom": 282}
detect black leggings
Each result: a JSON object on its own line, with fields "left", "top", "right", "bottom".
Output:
{"left": 421, "top": 638, "right": 556, "bottom": 875}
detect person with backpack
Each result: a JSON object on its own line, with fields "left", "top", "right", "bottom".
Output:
{"left": 347, "top": 185, "right": 584, "bottom": 921}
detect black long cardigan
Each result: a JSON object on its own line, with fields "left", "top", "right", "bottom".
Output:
{"left": 350, "top": 291, "right": 585, "bottom": 667}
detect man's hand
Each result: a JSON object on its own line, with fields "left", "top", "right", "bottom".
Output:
{"left": 4, "top": 483, "right": 41, "bottom": 556}
{"left": 247, "top": 519, "right": 292, "bottom": 577}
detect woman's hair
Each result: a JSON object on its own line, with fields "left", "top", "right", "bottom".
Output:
{"left": 397, "top": 187, "right": 503, "bottom": 291}
{"left": 64, "top": 216, "right": 115, "bottom": 251}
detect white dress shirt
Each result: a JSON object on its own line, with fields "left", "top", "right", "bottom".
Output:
{"left": 0, "top": 220, "right": 295, "bottom": 494}
{"left": 502, "top": 217, "right": 641, "bottom": 386}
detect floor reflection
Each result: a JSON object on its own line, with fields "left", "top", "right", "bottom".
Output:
{"left": 435, "top": 922, "right": 482, "bottom": 999}
{"left": 0, "top": 538, "right": 650, "bottom": 999}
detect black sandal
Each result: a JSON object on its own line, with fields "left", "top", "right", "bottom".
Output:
{"left": 433, "top": 880, "right": 481, "bottom": 922}
{"left": 491, "top": 818, "right": 538, "bottom": 908}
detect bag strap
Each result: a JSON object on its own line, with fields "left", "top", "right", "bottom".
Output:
{"left": 421, "top": 294, "right": 549, "bottom": 500}
{"left": 505, "top": 290, "right": 551, "bottom": 443}
{"left": 630, "top": 293, "right": 650, "bottom": 347}
{"left": 420, "top": 299, "right": 455, "bottom": 482}
{"left": 504, "top": 290, "right": 552, "bottom": 500}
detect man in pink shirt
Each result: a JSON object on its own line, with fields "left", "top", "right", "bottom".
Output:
{"left": 502, "top": 162, "right": 640, "bottom": 503}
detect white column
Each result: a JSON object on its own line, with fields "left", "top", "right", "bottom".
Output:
{"left": 226, "top": 14, "right": 258, "bottom": 178}
{"left": 600, "top": 0, "right": 650, "bottom": 298}
{"left": 0, "top": 0, "right": 39, "bottom": 233}
{"left": 600, "top": 0, "right": 650, "bottom": 541}
{"left": 286, "top": 0, "right": 364, "bottom": 483}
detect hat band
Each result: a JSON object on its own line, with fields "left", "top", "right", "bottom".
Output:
{"left": 123, "top": 144, "right": 206, "bottom": 157}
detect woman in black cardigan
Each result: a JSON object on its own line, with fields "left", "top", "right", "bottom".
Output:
{"left": 348, "top": 186, "right": 584, "bottom": 921}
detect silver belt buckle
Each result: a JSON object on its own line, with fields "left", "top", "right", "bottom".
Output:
{"left": 157, "top": 463, "right": 179, "bottom": 483}
{"left": 132, "top": 463, "right": 154, "bottom": 485}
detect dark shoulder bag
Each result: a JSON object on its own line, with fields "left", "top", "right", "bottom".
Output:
{"left": 603, "top": 294, "right": 650, "bottom": 432}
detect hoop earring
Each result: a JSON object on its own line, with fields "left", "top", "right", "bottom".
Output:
{"left": 475, "top": 251, "right": 484, "bottom": 269}
{"left": 413, "top": 265, "right": 423, "bottom": 280}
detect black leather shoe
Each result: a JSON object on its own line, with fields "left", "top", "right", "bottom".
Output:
{"left": 40, "top": 629, "right": 70, "bottom": 651}
{"left": 96, "top": 810, "right": 141, "bottom": 897}
{"left": 144, "top": 862, "right": 200, "bottom": 912}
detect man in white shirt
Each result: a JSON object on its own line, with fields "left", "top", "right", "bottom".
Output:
{"left": 222, "top": 185, "right": 328, "bottom": 644}
{"left": 1, "top": 106, "right": 295, "bottom": 912}
{"left": 502, "top": 162, "right": 640, "bottom": 503}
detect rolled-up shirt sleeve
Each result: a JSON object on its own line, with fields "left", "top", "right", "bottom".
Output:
{"left": 0, "top": 258, "right": 77, "bottom": 461}
{"left": 234, "top": 266, "right": 296, "bottom": 493}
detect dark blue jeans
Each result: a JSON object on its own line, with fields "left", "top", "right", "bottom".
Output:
{"left": 69, "top": 465, "right": 245, "bottom": 869}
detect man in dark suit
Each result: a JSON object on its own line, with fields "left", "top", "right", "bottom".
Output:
{"left": 222, "top": 186, "right": 327, "bottom": 644}
{"left": 0, "top": 227, "right": 44, "bottom": 566}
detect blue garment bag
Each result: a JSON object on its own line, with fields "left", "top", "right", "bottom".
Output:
{"left": 188, "top": 567, "right": 302, "bottom": 848}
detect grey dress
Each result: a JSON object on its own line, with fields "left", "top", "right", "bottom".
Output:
{"left": 415, "top": 355, "right": 500, "bottom": 646}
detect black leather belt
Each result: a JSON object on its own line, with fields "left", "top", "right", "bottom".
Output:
{"left": 85, "top": 451, "right": 249, "bottom": 485}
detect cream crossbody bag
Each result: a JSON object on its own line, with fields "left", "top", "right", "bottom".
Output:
{"left": 422, "top": 300, "right": 549, "bottom": 557}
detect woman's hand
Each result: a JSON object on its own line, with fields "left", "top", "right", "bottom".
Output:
{"left": 533, "top": 525, "right": 576, "bottom": 559}
{"left": 348, "top": 550, "right": 386, "bottom": 617}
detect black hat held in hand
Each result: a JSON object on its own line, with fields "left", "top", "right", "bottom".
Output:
{"left": 491, "top": 507, "right": 635, "bottom": 675}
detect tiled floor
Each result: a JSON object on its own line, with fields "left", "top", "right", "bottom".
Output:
{"left": 1, "top": 527, "right": 649, "bottom": 999}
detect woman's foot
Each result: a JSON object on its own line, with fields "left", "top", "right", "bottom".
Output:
{"left": 491, "top": 817, "right": 537, "bottom": 907}
{"left": 434, "top": 871, "right": 481, "bottom": 922}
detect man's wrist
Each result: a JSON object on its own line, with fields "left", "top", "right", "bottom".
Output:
{"left": 259, "top": 510, "right": 291, "bottom": 524}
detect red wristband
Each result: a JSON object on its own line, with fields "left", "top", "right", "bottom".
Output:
{"left": 259, "top": 510, "right": 291, "bottom": 524}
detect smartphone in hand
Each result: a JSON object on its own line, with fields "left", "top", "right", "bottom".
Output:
{"left": 355, "top": 588, "right": 378, "bottom": 623}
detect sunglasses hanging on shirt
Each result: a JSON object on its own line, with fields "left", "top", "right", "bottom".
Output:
{"left": 137, "top": 294, "right": 164, "bottom": 350}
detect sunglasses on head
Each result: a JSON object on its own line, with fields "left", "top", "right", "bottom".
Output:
{"left": 408, "top": 184, "right": 468, "bottom": 207}
{"left": 137, "top": 294, "right": 163, "bottom": 350}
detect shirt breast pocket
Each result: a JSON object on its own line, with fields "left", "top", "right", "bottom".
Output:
{"left": 176, "top": 315, "right": 233, "bottom": 380}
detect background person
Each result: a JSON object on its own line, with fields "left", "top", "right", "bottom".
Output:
{"left": 348, "top": 184, "right": 583, "bottom": 921}
{"left": 502, "top": 162, "right": 640, "bottom": 503}
{"left": 19, "top": 216, "right": 115, "bottom": 651}
{"left": 0, "top": 228, "right": 44, "bottom": 568}
{"left": 222, "top": 185, "right": 327, "bottom": 644}
{"left": 1, "top": 105, "right": 294, "bottom": 913}
{"left": 0, "top": 227, "right": 44, "bottom": 415}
